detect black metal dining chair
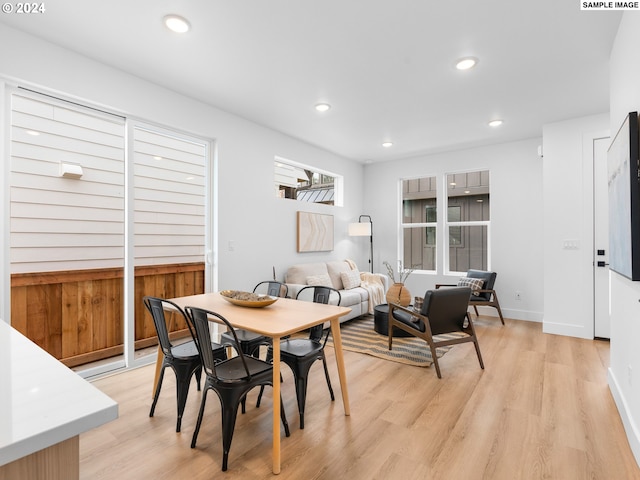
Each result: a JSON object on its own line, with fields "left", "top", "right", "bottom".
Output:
{"left": 143, "top": 296, "right": 227, "bottom": 432}
{"left": 185, "top": 306, "right": 291, "bottom": 472}
{"left": 257, "top": 285, "right": 341, "bottom": 429}
{"left": 220, "top": 281, "right": 288, "bottom": 357}
{"left": 219, "top": 281, "right": 288, "bottom": 413}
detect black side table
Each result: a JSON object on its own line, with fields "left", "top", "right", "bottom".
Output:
{"left": 373, "top": 303, "right": 414, "bottom": 337}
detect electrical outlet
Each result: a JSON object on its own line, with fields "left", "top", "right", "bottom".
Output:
{"left": 515, "top": 291, "right": 521, "bottom": 300}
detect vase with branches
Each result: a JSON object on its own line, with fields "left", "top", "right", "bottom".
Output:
{"left": 383, "top": 261, "right": 414, "bottom": 306}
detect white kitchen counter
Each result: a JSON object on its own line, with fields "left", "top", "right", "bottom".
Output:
{"left": 0, "top": 319, "right": 118, "bottom": 473}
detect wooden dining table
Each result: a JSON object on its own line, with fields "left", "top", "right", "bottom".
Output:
{"left": 159, "top": 292, "right": 352, "bottom": 474}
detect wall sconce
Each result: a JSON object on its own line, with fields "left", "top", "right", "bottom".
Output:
{"left": 59, "top": 162, "right": 83, "bottom": 179}
{"left": 348, "top": 214, "right": 373, "bottom": 273}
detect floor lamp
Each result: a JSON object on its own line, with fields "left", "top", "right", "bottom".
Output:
{"left": 348, "top": 215, "right": 373, "bottom": 273}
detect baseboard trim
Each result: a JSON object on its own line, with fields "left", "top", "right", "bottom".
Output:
{"left": 475, "top": 306, "right": 543, "bottom": 323}
{"left": 542, "top": 320, "right": 592, "bottom": 339}
{"left": 608, "top": 367, "right": 640, "bottom": 469}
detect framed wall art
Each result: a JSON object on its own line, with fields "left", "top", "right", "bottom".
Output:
{"left": 297, "top": 211, "right": 334, "bottom": 252}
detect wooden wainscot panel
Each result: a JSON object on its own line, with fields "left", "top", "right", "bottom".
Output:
{"left": 10, "top": 263, "right": 204, "bottom": 367}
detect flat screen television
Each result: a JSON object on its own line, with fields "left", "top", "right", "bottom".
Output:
{"left": 608, "top": 111, "right": 640, "bottom": 280}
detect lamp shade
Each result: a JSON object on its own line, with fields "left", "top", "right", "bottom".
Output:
{"left": 348, "top": 222, "right": 371, "bottom": 236}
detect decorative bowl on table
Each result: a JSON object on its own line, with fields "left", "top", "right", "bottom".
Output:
{"left": 219, "top": 290, "right": 278, "bottom": 308}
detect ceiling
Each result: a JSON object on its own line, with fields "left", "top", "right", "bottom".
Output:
{"left": 0, "top": 1, "right": 622, "bottom": 163}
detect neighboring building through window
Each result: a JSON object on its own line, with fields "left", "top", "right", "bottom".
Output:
{"left": 402, "top": 176, "right": 437, "bottom": 271}
{"left": 446, "top": 170, "right": 490, "bottom": 273}
{"left": 274, "top": 156, "right": 342, "bottom": 206}
{"left": 401, "top": 170, "right": 490, "bottom": 274}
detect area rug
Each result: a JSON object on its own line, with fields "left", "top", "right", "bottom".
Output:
{"left": 325, "top": 316, "right": 462, "bottom": 368}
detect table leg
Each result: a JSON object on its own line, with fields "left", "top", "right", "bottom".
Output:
{"left": 152, "top": 346, "right": 163, "bottom": 398}
{"left": 330, "top": 317, "right": 350, "bottom": 416}
{"left": 271, "top": 337, "right": 281, "bottom": 474}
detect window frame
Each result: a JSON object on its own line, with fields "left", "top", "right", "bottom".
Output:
{"left": 274, "top": 155, "right": 343, "bottom": 207}
{"left": 400, "top": 175, "right": 438, "bottom": 273}
{"left": 445, "top": 170, "right": 491, "bottom": 275}
{"left": 399, "top": 170, "right": 491, "bottom": 276}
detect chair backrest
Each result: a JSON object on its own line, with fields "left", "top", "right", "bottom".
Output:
{"left": 185, "top": 306, "right": 252, "bottom": 379}
{"left": 466, "top": 270, "right": 497, "bottom": 300}
{"left": 253, "top": 281, "right": 288, "bottom": 298}
{"left": 420, "top": 287, "right": 471, "bottom": 335}
{"left": 143, "top": 296, "right": 193, "bottom": 359}
{"left": 296, "top": 286, "right": 341, "bottom": 341}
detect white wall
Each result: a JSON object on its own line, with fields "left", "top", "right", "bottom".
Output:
{"left": 541, "top": 113, "right": 609, "bottom": 339}
{"left": 363, "top": 138, "right": 544, "bottom": 322}
{"left": 0, "top": 25, "right": 367, "bottom": 299}
{"left": 608, "top": 11, "right": 640, "bottom": 466}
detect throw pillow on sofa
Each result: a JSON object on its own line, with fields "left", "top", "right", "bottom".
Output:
{"left": 306, "top": 274, "right": 333, "bottom": 287}
{"left": 340, "top": 270, "right": 361, "bottom": 290}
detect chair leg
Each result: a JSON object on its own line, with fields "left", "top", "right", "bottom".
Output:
{"left": 256, "top": 386, "right": 265, "bottom": 408}
{"left": 174, "top": 362, "right": 200, "bottom": 432}
{"left": 429, "top": 344, "right": 442, "bottom": 378}
{"left": 195, "top": 365, "right": 202, "bottom": 391}
{"left": 219, "top": 394, "right": 243, "bottom": 472}
{"left": 191, "top": 388, "right": 210, "bottom": 448}
{"left": 174, "top": 379, "right": 189, "bottom": 433}
{"left": 294, "top": 374, "right": 309, "bottom": 429}
{"left": 280, "top": 395, "right": 291, "bottom": 437}
{"left": 473, "top": 305, "right": 480, "bottom": 317}
{"left": 149, "top": 365, "right": 166, "bottom": 417}
{"left": 474, "top": 338, "right": 485, "bottom": 369}
{"left": 320, "top": 354, "right": 335, "bottom": 401}
{"left": 492, "top": 294, "right": 505, "bottom": 325}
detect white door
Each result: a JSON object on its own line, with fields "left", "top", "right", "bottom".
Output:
{"left": 594, "top": 136, "right": 610, "bottom": 338}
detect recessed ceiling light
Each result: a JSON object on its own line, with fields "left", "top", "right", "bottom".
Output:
{"left": 488, "top": 119, "right": 503, "bottom": 127}
{"left": 456, "top": 57, "right": 478, "bottom": 70}
{"left": 382, "top": 142, "right": 393, "bottom": 148}
{"left": 315, "top": 103, "right": 331, "bottom": 112}
{"left": 164, "top": 15, "right": 190, "bottom": 33}
{"left": 26, "top": 130, "right": 40, "bottom": 136}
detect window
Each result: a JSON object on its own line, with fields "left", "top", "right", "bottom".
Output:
{"left": 400, "top": 170, "right": 490, "bottom": 275}
{"left": 401, "top": 176, "right": 437, "bottom": 271}
{"left": 133, "top": 126, "right": 207, "bottom": 266}
{"left": 274, "top": 156, "right": 342, "bottom": 206}
{"left": 7, "top": 88, "right": 212, "bottom": 373}
{"left": 446, "top": 170, "right": 490, "bottom": 273}
{"left": 9, "top": 90, "right": 126, "bottom": 274}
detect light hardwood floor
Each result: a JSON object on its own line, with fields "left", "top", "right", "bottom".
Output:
{"left": 79, "top": 316, "right": 640, "bottom": 479}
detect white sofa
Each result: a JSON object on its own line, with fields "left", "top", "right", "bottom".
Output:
{"left": 284, "top": 260, "right": 388, "bottom": 322}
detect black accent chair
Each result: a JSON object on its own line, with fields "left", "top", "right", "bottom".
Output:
{"left": 143, "top": 296, "right": 227, "bottom": 432}
{"left": 185, "top": 306, "right": 291, "bottom": 472}
{"left": 388, "top": 287, "right": 484, "bottom": 378}
{"left": 220, "top": 281, "right": 288, "bottom": 357}
{"left": 437, "top": 270, "right": 505, "bottom": 325}
{"left": 258, "top": 285, "right": 341, "bottom": 429}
